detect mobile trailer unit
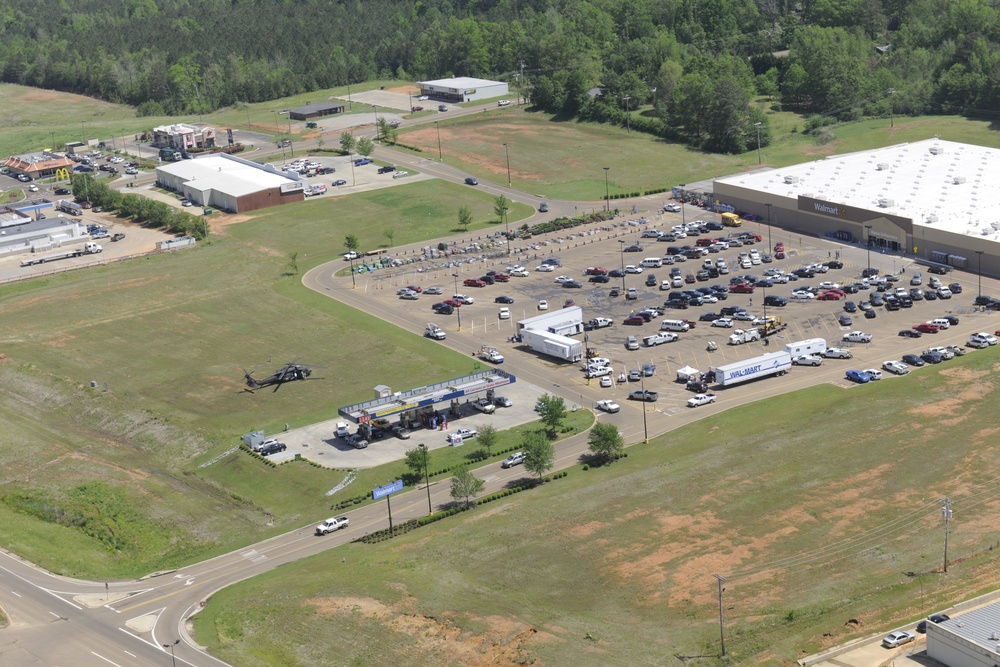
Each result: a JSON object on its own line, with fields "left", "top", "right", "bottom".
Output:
{"left": 710, "top": 351, "right": 792, "bottom": 387}
{"left": 519, "top": 329, "right": 584, "bottom": 362}
{"left": 784, "top": 338, "right": 827, "bottom": 357}
{"left": 20, "top": 242, "right": 102, "bottom": 267}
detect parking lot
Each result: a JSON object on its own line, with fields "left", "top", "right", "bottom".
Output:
{"left": 324, "top": 210, "right": 999, "bottom": 428}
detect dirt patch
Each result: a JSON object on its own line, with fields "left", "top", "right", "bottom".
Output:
{"left": 387, "top": 85, "right": 420, "bottom": 95}
{"left": 306, "top": 596, "right": 538, "bottom": 666}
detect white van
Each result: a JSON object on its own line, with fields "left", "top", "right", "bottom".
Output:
{"left": 928, "top": 318, "right": 951, "bottom": 329}
{"left": 640, "top": 257, "right": 663, "bottom": 268}
{"left": 660, "top": 319, "right": 690, "bottom": 332}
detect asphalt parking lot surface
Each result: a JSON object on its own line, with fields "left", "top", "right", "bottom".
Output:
{"left": 311, "top": 212, "right": 998, "bottom": 437}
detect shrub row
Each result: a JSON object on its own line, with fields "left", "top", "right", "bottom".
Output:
{"left": 353, "top": 471, "right": 571, "bottom": 546}
{"left": 416, "top": 504, "right": 473, "bottom": 528}
{"left": 606, "top": 188, "right": 669, "bottom": 200}
{"left": 332, "top": 495, "right": 367, "bottom": 511}
{"left": 240, "top": 443, "right": 277, "bottom": 468}
{"left": 392, "top": 142, "right": 424, "bottom": 153}
{"left": 355, "top": 519, "right": 421, "bottom": 544}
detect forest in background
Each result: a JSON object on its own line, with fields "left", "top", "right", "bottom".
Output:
{"left": 1, "top": 0, "right": 999, "bottom": 153}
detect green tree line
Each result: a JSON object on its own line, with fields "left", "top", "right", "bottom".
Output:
{"left": 2, "top": 0, "right": 999, "bottom": 153}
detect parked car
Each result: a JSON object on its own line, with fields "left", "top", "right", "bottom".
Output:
{"left": 628, "top": 389, "right": 658, "bottom": 402}
{"left": 882, "top": 360, "right": 910, "bottom": 375}
{"left": 259, "top": 441, "right": 287, "bottom": 456}
{"left": 792, "top": 354, "right": 823, "bottom": 366}
{"left": 902, "top": 353, "right": 926, "bottom": 367}
{"left": 845, "top": 370, "right": 872, "bottom": 383}
{"left": 596, "top": 399, "right": 620, "bottom": 413}
{"left": 916, "top": 614, "right": 950, "bottom": 633}
{"left": 446, "top": 428, "right": 478, "bottom": 443}
{"left": 881, "top": 630, "right": 916, "bottom": 648}
{"left": 823, "top": 347, "right": 853, "bottom": 359}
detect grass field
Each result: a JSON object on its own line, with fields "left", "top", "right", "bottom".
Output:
{"left": 195, "top": 353, "right": 1000, "bottom": 666}
{"left": 4, "top": 83, "right": 1000, "bottom": 657}
{"left": 402, "top": 107, "right": 1000, "bottom": 205}
{"left": 0, "top": 79, "right": 413, "bottom": 156}
{"left": 0, "top": 176, "right": 540, "bottom": 577}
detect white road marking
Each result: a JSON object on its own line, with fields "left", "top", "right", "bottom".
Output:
{"left": 91, "top": 651, "right": 123, "bottom": 667}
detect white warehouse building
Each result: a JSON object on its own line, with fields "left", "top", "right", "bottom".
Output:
{"left": 712, "top": 138, "right": 1000, "bottom": 277}
{"left": 155, "top": 154, "right": 305, "bottom": 213}
{"left": 416, "top": 77, "right": 509, "bottom": 103}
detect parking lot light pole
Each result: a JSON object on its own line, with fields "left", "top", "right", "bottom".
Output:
{"left": 503, "top": 143, "right": 511, "bottom": 187}
{"left": 419, "top": 444, "right": 432, "bottom": 514}
{"left": 765, "top": 203, "right": 772, "bottom": 252}
{"left": 452, "top": 273, "right": 462, "bottom": 331}
{"left": 754, "top": 122, "right": 762, "bottom": 165}
{"left": 349, "top": 255, "right": 356, "bottom": 289}
{"left": 618, "top": 240, "right": 626, "bottom": 291}
{"left": 603, "top": 167, "right": 610, "bottom": 212}
{"left": 639, "top": 366, "right": 649, "bottom": 443}
{"left": 865, "top": 225, "right": 874, "bottom": 276}
{"left": 976, "top": 250, "right": 984, "bottom": 297}
{"left": 163, "top": 639, "right": 179, "bottom": 667}
{"left": 504, "top": 206, "right": 511, "bottom": 256}
{"left": 436, "top": 122, "right": 442, "bottom": 161}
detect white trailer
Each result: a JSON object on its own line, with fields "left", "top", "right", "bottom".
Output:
{"left": 710, "top": 351, "right": 792, "bottom": 387}
{"left": 20, "top": 242, "right": 102, "bottom": 267}
{"left": 519, "top": 328, "right": 583, "bottom": 362}
{"left": 784, "top": 338, "right": 827, "bottom": 357}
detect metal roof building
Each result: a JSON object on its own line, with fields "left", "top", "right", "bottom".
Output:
{"left": 155, "top": 154, "right": 304, "bottom": 213}
{"left": 416, "top": 77, "right": 509, "bottom": 103}
{"left": 289, "top": 103, "right": 345, "bottom": 121}
{"left": 713, "top": 138, "right": 1000, "bottom": 276}
{"left": 928, "top": 602, "right": 1000, "bottom": 666}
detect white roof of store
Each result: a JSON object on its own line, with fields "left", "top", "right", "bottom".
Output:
{"left": 157, "top": 155, "right": 296, "bottom": 197}
{"left": 716, "top": 138, "right": 1000, "bottom": 240}
{"left": 419, "top": 77, "right": 505, "bottom": 88}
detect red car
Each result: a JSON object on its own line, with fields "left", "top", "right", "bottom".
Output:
{"left": 443, "top": 299, "right": 463, "bottom": 307}
{"left": 405, "top": 285, "right": 422, "bottom": 293}
{"left": 746, "top": 232, "right": 763, "bottom": 242}
{"left": 463, "top": 278, "right": 486, "bottom": 288}
{"left": 816, "top": 291, "right": 841, "bottom": 300}
{"left": 623, "top": 316, "right": 645, "bottom": 325}
{"left": 730, "top": 283, "right": 755, "bottom": 293}
{"left": 493, "top": 273, "right": 510, "bottom": 282}
{"left": 695, "top": 238, "right": 715, "bottom": 247}
{"left": 411, "top": 106, "right": 424, "bottom": 112}
{"left": 775, "top": 251, "right": 786, "bottom": 259}
{"left": 913, "top": 323, "right": 940, "bottom": 333}
{"left": 774, "top": 242, "right": 784, "bottom": 252}
{"left": 585, "top": 267, "right": 607, "bottom": 275}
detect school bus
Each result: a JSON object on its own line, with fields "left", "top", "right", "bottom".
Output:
{"left": 721, "top": 212, "right": 742, "bottom": 227}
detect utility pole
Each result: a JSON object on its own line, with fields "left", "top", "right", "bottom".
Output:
{"left": 603, "top": 167, "right": 610, "bottom": 212}
{"left": 623, "top": 94, "right": 631, "bottom": 134}
{"left": 713, "top": 574, "right": 727, "bottom": 657}
{"left": 888, "top": 88, "right": 896, "bottom": 127}
{"left": 518, "top": 60, "right": 525, "bottom": 106}
{"left": 942, "top": 498, "right": 952, "bottom": 573}
{"left": 865, "top": 225, "right": 874, "bottom": 276}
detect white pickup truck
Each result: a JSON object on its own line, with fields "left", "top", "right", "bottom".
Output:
{"left": 424, "top": 323, "right": 446, "bottom": 340}
{"left": 315, "top": 516, "right": 350, "bottom": 535}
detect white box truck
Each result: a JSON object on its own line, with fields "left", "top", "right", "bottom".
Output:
{"left": 709, "top": 351, "right": 792, "bottom": 387}
{"left": 784, "top": 338, "right": 827, "bottom": 357}
{"left": 519, "top": 329, "right": 583, "bottom": 362}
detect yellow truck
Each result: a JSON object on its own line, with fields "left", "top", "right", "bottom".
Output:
{"left": 721, "top": 212, "right": 742, "bottom": 227}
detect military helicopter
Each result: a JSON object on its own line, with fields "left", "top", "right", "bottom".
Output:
{"left": 242, "top": 359, "right": 321, "bottom": 392}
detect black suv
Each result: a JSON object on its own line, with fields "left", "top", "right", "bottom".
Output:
{"left": 377, "top": 166, "right": 396, "bottom": 174}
